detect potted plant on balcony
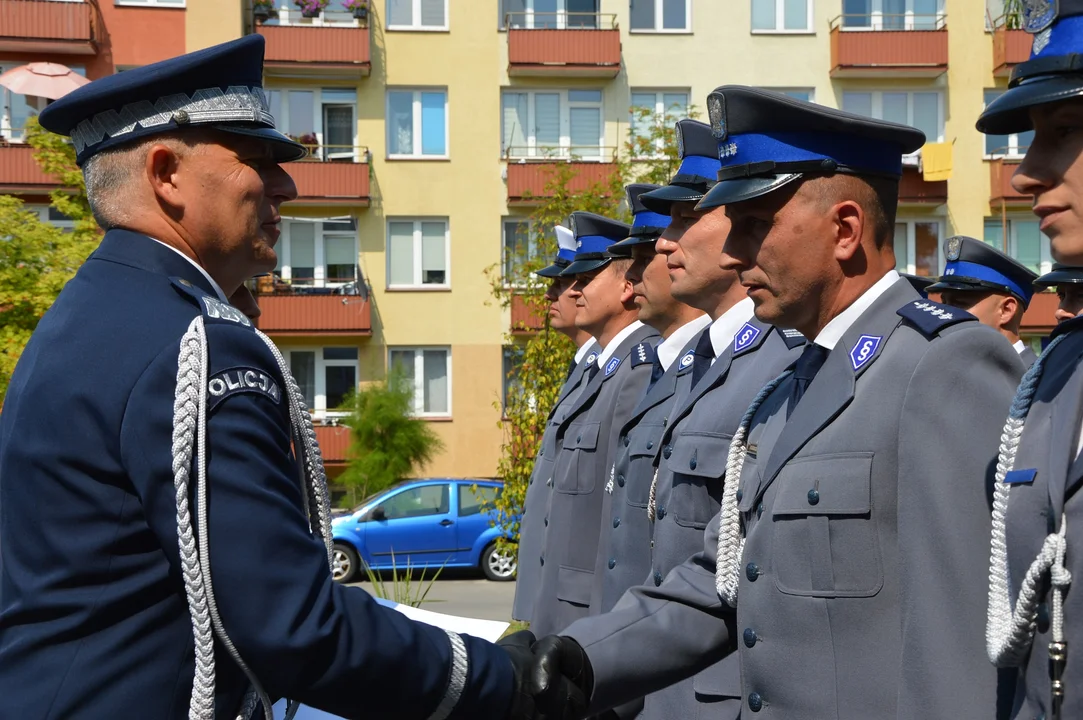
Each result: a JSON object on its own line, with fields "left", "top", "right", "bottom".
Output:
{"left": 343, "top": 0, "right": 368, "bottom": 20}
{"left": 295, "top": 0, "right": 328, "bottom": 19}
{"left": 297, "top": 132, "right": 319, "bottom": 154}
{"left": 253, "top": 0, "right": 277, "bottom": 22}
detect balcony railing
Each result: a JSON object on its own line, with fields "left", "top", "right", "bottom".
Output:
{"left": 506, "top": 12, "right": 621, "bottom": 78}
{"left": 989, "top": 155, "right": 1030, "bottom": 205}
{"left": 830, "top": 14, "right": 948, "bottom": 77}
{"left": 314, "top": 424, "right": 351, "bottom": 465}
{"left": 252, "top": 280, "right": 372, "bottom": 336}
{"left": 0, "top": 0, "right": 97, "bottom": 54}
{"left": 992, "top": 26, "right": 1031, "bottom": 77}
{"left": 256, "top": 20, "right": 371, "bottom": 77}
{"left": 510, "top": 293, "right": 544, "bottom": 334}
{"left": 284, "top": 145, "right": 371, "bottom": 205}
{"left": 897, "top": 166, "right": 947, "bottom": 205}
{"left": 506, "top": 156, "right": 620, "bottom": 205}
{"left": 0, "top": 141, "right": 57, "bottom": 193}
{"left": 502, "top": 144, "right": 614, "bottom": 162}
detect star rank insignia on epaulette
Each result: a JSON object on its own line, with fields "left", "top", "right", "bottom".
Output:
{"left": 897, "top": 299, "right": 975, "bottom": 338}
{"left": 631, "top": 341, "right": 657, "bottom": 368}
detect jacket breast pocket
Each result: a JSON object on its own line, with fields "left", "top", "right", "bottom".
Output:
{"left": 770, "top": 452, "right": 882, "bottom": 598}
{"left": 624, "top": 422, "right": 664, "bottom": 508}
{"left": 664, "top": 433, "right": 730, "bottom": 530}
{"left": 556, "top": 565, "right": 592, "bottom": 607}
{"left": 557, "top": 421, "right": 600, "bottom": 495}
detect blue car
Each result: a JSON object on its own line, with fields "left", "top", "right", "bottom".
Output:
{"left": 330, "top": 478, "right": 518, "bottom": 583}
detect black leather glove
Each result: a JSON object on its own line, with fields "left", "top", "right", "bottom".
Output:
{"left": 531, "top": 635, "right": 593, "bottom": 720}
{"left": 498, "top": 630, "right": 544, "bottom": 720}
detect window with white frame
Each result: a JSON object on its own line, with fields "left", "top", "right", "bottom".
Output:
{"left": 503, "top": 218, "right": 546, "bottom": 283}
{"left": 390, "top": 347, "right": 451, "bottom": 416}
{"left": 502, "top": 89, "right": 603, "bottom": 159}
{"left": 388, "top": 218, "right": 450, "bottom": 288}
{"left": 842, "top": 91, "right": 940, "bottom": 162}
{"left": 23, "top": 205, "right": 75, "bottom": 232}
{"left": 893, "top": 219, "right": 942, "bottom": 276}
{"left": 287, "top": 346, "right": 359, "bottom": 415}
{"left": 500, "top": 0, "right": 600, "bottom": 29}
{"left": 842, "top": 0, "right": 944, "bottom": 30}
{"left": 258, "top": 2, "right": 363, "bottom": 26}
{"left": 387, "top": 89, "right": 448, "bottom": 158}
{"left": 983, "top": 90, "right": 1033, "bottom": 157}
{"left": 751, "top": 0, "right": 812, "bottom": 32}
{"left": 388, "top": 0, "right": 448, "bottom": 30}
{"left": 630, "top": 90, "right": 688, "bottom": 155}
{"left": 630, "top": 0, "right": 691, "bottom": 31}
{"left": 984, "top": 218, "right": 1052, "bottom": 274}
{"left": 266, "top": 88, "right": 358, "bottom": 160}
{"left": 0, "top": 62, "right": 83, "bottom": 141}
{"left": 772, "top": 88, "right": 816, "bottom": 103}
{"left": 273, "top": 219, "right": 359, "bottom": 287}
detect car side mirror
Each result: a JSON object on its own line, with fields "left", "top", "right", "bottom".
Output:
{"left": 370, "top": 506, "right": 386, "bottom": 521}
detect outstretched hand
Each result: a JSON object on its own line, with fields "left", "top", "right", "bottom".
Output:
{"left": 497, "top": 631, "right": 593, "bottom": 720}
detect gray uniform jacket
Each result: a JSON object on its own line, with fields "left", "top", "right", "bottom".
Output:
{"left": 629, "top": 320, "right": 802, "bottom": 720}
{"left": 513, "top": 341, "right": 599, "bottom": 623}
{"left": 1001, "top": 318, "right": 1083, "bottom": 719}
{"left": 530, "top": 323, "right": 660, "bottom": 638}
{"left": 564, "top": 278, "right": 1024, "bottom": 719}
{"left": 593, "top": 336, "right": 698, "bottom": 617}
{"left": 1019, "top": 344, "right": 1038, "bottom": 369}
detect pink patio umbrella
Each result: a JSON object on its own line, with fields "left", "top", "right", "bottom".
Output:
{"left": 0, "top": 62, "right": 90, "bottom": 101}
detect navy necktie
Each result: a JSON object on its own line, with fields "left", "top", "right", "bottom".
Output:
{"left": 788, "top": 344, "right": 829, "bottom": 419}
{"left": 565, "top": 356, "right": 577, "bottom": 381}
{"left": 587, "top": 361, "right": 600, "bottom": 382}
{"left": 691, "top": 331, "right": 715, "bottom": 386}
{"left": 646, "top": 354, "right": 665, "bottom": 390}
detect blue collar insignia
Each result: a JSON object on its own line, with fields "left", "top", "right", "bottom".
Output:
{"left": 733, "top": 322, "right": 761, "bottom": 353}
{"left": 605, "top": 356, "right": 622, "bottom": 377}
{"left": 849, "top": 335, "right": 882, "bottom": 371}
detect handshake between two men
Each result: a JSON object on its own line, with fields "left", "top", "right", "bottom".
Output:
{"left": 500, "top": 631, "right": 619, "bottom": 720}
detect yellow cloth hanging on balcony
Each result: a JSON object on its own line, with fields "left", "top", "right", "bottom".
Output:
{"left": 921, "top": 142, "right": 952, "bottom": 182}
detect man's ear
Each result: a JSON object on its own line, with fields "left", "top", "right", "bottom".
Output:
{"left": 1001, "top": 294, "right": 1022, "bottom": 325}
{"left": 832, "top": 199, "right": 864, "bottom": 262}
{"left": 146, "top": 142, "right": 185, "bottom": 213}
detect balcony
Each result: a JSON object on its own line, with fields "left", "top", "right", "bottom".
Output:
{"left": 989, "top": 157, "right": 1029, "bottom": 206}
{"left": 506, "top": 13, "right": 621, "bottom": 78}
{"left": 993, "top": 27, "right": 1031, "bottom": 78}
{"left": 897, "top": 167, "right": 947, "bottom": 205}
{"left": 506, "top": 156, "right": 620, "bottom": 206}
{"left": 256, "top": 21, "right": 371, "bottom": 78}
{"left": 253, "top": 286, "right": 372, "bottom": 336}
{"left": 285, "top": 145, "right": 371, "bottom": 206}
{"left": 0, "top": 0, "right": 96, "bottom": 55}
{"left": 314, "top": 424, "right": 351, "bottom": 466}
{"left": 0, "top": 143, "right": 57, "bottom": 194}
{"left": 829, "top": 15, "right": 948, "bottom": 78}
{"left": 511, "top": 293, "right": 544, "bottom": 334}
{"left": 1021, "top": 291, "right": 1058, "bottom": 335}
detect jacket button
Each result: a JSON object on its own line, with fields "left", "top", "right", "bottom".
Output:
{"left": 623, "top": 435, "right": 630, "bottom": 447}
{"left": 547, "top": 478, "right": 552, "bottom": 487}
{"left": 654, "top": 571, "right": 663, "bottom": 586}
{"left": 539, "top": 448, "right": 544, "bottom": 457}
{"left": 757, "top": 502, "right": 764, "bottom": 518}
{"left": 689, "top": 457, "right": 697, "bottom": 470}
{"left": 807, "top": 488, "right": 820, "bottom": 505}
{"left": 748, "top": 692, "right": 763, "bottom": 712}
{"left": 613, "top": 517, "right": 621, "bottom": 528}
{"left": 617, "top": 474, "right": 625, "bottom": 487}
{"left": 544, "top": 517, "right": 548, "bottom": 527}
{"left": 663, "top": 445, "right": 672, "bottom": 459}
{"left": 657, "top": 506, "right": 666, "bottom": 520}
{"left": 540, "top": 556, "right": 544, "bottom": 566}
{"left": 736, "top": 489, "right": 743, "bottom": 502}
{"left": 746, "top": 562, "right": 761, "bottom": 581}
{"left": 608, "top": 558, "right": 616, "bottom": 570}
{"left": 743, "top": 628, "right": 758, "bottom": 648}
{"left": 577, "top": 435, "right": 582, "bottom": 443}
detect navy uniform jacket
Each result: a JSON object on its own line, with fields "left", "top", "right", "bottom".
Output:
{"left": 530, "top": 323, "right": 659, "bottom": 638}
{"left": 565, "top": 278, "right": 1023, "bottom": 719}
{"left": 0, "top": 231, "right": 512, "bottom": 719}
{"left": 1000, "top": 318, "right": 1083, "bottom": 719}
{"left": 513, "top": 342, "right": 597, "bottom": 623}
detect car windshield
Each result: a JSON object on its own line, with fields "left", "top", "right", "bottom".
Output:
{"left": 348, "top": 482, "right": 409, "bottom": 514}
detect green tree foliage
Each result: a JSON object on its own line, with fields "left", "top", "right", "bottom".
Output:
{"left": 489, "top": 108, "right": 694, "bottom": 547}
{"left": 0, "top": 117, "right": 100, "bottom": 402}
{"left": 337, "top": 370, "right": 445, "bottom": 505}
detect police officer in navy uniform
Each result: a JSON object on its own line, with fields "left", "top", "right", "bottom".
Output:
{"left": 927, "top": 235, "right": 1039, "bottom": 366}
{"left": 978, "top": 4, "right": 1083, "bottom": 718}
{"left": 1034, "top": 263, "right": 1083, "bottom": 324}
{"left": 514, "top": 224, "right": 599, "bottom": 625}
{"left": 529, "top": 213, "right": 660, "bottom": 639}
{"left": 0, "top": 36, "right": 572, "bottom": 720}
{"left": 526, "top": 87, "right": 1023, "bottom": 720}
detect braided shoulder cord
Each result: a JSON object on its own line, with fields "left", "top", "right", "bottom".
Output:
{"left": 987, "top": 334, "right": 1072, "bottom": 669}
{"left": 715, "top": 371, "right": 793, "bottom": 607}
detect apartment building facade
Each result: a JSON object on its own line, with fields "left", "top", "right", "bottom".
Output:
{"left": 0, "top": 0, "right": 1055, "bottom": 482}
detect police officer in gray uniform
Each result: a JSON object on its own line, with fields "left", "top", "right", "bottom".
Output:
{"left": 514, "top": 224, "right": 599, "bottom": 625}
{"left": 590, "top": 184, "right": 708, "bottom": 619}
{"left": 1034, "top": 263, "right": 1083, "bottom": 324}
{"left": 979, "top": 4, "right": 1083, "bottom": 718}
{"left": 530, "top": 213, "right": 660, "bottom": 639}
{"left": 527, "top": 87, "right": 1024, "bottom": 720}
{"left": 926, "top": 235, "right": 1039, "bottom": 367}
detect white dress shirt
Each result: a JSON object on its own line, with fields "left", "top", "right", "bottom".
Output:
{"left": 575, "top": 338, "right": 599, "bottom": 364}
{"left": 149, "top": 238, "right": 228, "bottom": 302}
{"left": 813, "top": 270, "right": 901, "bottom": 350}
{"left": 1013, "top": 340, "right": 1026, "bottom": 355}
{"left": 598, "top": 320, "right": 645, "bottom": 368}
{"left": 657, "top": 314, "right": 711, "bottom": 371}
{"left": 709, "top": 297, "right": 757, "bottom": 361}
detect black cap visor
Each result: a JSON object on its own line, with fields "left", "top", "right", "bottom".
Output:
{"left": 535, "top": 260, "right": 569, "bottom": 278}
{"left": 218, "top": 125, "right": 309, "bottom": 162}
{"left": 1035, "top": 267, "right": 1083, "bottom": 288}
{"left": 640, "top": 183, "right": 707, "bottom": 214}
{"left": 926, "top": 277, "right": 1022, "bottom": 302}
{"left": 609, "top": 233, "right": 660, "bottom": 253}
{"left": 561, "top": 255, "right": 612, "bottom": 276}
{"left": 696, "top": 173, "right": 803, "bottom": 210}
{"left": 977, "top": 75, "right": 1083, "bottom": 136}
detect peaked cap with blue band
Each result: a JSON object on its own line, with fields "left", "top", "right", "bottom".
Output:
{"left": 38, "top": 35, "right": 305, "bottom": 167}
{"left": 1034, "top": 262, "right": 1083, "bottom": 288}
{"left": 560, "top": 212, "right": 632, "bottom": 276}
{"left": 696, "top": 86, "right": 926, "bottom": 210}
{"left": 536, "top": 225, "right": 577, "bottom": 278}
{"left": 978, "top": 0, "right": 1083, "bottom": 134}
{"left": 926, "top": 235, "right": 1039, "bottom": 306}
{"left": 609, "top": 184, "right": 667, "bottom": 255}
{"left": 902, "top": 273, "right": 936, "bottom": 299}
{"left": 639, "top": 119, "right": 721, "bottom": 213}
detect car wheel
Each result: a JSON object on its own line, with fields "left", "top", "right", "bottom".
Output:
{"left": 481, "top": 542, "right": 517, "bottom": 582}
{"left": 332, "top": 542, "right": 361, "bottom": 584}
